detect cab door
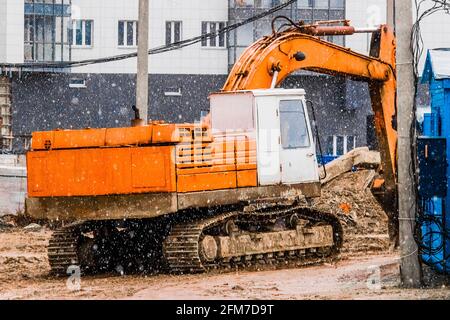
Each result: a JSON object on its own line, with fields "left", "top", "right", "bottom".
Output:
{"left": 256, "top": 96, "right": 281, "bottom": 185}
{"left": 279, "top": 99, "right": 319, "bottom": 184}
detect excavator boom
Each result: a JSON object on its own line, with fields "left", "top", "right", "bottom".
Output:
{"left": 223, "top": 24, "right": 397, "bottom": 194}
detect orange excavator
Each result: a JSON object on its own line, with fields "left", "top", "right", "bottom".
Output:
{"left": 25, "top": 20, "right": 397, "bottom": 275}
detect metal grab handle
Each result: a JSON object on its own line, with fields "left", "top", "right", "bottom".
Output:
{"left": 306, "top": 100, "right": 327, "bottom": 180}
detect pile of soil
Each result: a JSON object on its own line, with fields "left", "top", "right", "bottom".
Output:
{"left": 0, "top": 227, "right": 51, "bottom": 285}
{"left": 312, "top": 170, "right": 391, "bottom": 255}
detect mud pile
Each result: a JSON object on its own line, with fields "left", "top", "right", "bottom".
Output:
{"left": 0, "top": 227, "right": 51, "bottom": 285}
{"left": 312, "top": 168, "right": 391, "bottom": 256}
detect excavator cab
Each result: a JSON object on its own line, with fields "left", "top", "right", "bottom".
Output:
{"left": 210, "top": 89, "right": 319, "bottom": 187}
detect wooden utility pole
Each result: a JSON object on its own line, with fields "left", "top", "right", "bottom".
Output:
{"left": 387, "top": 0, "right": 394, "bottom": 28}
{"left": 394, "top": 0, "right": 423, "bottom": 287}
{"left": 136, "top": 0, "right": 149, "bottom": 124}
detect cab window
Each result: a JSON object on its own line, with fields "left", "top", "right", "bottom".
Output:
{"left": 279, "top": 100, "right": 310, "bottom": 149}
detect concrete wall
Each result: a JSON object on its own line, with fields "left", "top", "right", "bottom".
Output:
{"left": 11, "top": 72, "right": 228, "bottom": 152}
{"left": 0, "top": 1, "right": 6, "bottom": 63}
{"left": 0, "top": 0, "right": 24, "bottom": 64}
{"left": 0, "top": 155, "right": 26, "bottom": 216}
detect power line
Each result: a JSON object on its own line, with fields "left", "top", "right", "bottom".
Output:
{"left": 412, "top": 0, "right": 450, "bottom": 78}
{"left": 1, "top": 0, "right": 298, "bottom": 70}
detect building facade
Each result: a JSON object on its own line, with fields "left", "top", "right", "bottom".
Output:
{"left": 1, "top": 0, "right": 230, "bottom": 152}
{"left": 1, "top": 0, "right": 448, "bottom": 155}
{"left": 1, "top": 0, "right": 353, "bottom": 154}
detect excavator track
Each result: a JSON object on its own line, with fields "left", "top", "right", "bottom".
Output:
{"left": 48, "top": 227, "right": 81, "bottom": 275}
{"left": 164, "top": 212, "right": 237, "bottom": 273}
{"left": 48, "top": 222, "right": 125, "bottom": 276}
{"left": 47, "top": 206, "right": 343, "bottom": 275}
{"left": 163, "top": 207, "right": 343, "bottom": 274}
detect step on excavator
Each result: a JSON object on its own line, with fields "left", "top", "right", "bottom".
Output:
{"left": 25, "top": 19, "right": 398, "bottom": 275}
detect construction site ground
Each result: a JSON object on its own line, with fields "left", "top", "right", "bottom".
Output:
{"left": 0, "top": 168, "right": 448, "bottom": 300}
{"left": 0, "top": 228, "right": 449, "bottom": 300}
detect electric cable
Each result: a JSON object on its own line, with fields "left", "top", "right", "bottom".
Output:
{"left": 412, "top": 0, "right": 450, "bottom": 273}
{"left": 0, "top": 0, "right": 298, "bottom": 70}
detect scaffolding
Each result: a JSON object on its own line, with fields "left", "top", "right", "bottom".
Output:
{"left": 0, "top": 76, "right": 13, "bottom": 152}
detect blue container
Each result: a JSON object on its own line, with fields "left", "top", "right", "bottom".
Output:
{"left": 420, "top": 49, "right": 450, "bottom": 273}
{"left": 317, "top": 155, "right": 339, "bottom": 165}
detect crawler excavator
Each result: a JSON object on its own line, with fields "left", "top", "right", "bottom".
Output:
{"left": 25, "top": 19, "right": 398, "bottom": 275}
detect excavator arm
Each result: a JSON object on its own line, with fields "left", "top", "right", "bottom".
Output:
{"left": 222, "top": 24, "right": 397, "bottom": 196}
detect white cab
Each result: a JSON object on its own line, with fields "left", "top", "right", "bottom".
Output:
{"left": 210, "top": 88, "right": 320, "bottom": 187}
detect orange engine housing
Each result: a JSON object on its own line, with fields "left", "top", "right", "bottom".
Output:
{"left": 27, "top": 123, "right": 257, "bottom": 198}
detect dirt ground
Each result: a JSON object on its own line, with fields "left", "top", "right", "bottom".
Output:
{"left": 0, "top": 169, "right": 447, "bottom": 300}
{"left": 0, "top": 227, "right": 449, "bottom": 300}
{"left": 312, "top": 170, "right": 392, "bottom": 254}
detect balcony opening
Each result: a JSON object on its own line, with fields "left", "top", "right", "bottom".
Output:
{"left": 24, "top": 0, "right": 72, "bottom": 63}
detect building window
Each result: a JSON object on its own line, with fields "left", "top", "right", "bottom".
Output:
{"left": 201, "top": 22, "right": 226, "bottom": 48}
{"left": 314, "top": 0, "right": 329, "bottom": 8}
{"left": 298, "top": 0, "right": 314, "bottom": 7}
{"left": 69, "top": 78, "right": 86, "bottom": 88}
{"left": 69, "top": 20, "right": 93, "bottom": 47}
{"left": 233, "top": 0, "right": 294, "bottom": 8}
{"left": 24, "top": 0, "right": 71, "bottom": 62}
{"left": 118, "top": 21, "right": 138, "bottom": 47}
{"left": 164, "top": 87, "right": 182, "bottom": 97}
{"left": 166, "top": 21, "right": 182, "bottom": 45}
{"left": 258, "top": 0, "right": 291, "bottom": 7}
{"left": 325, "top": 135, "right": 357, "bottom": 156}
{"left": 336, "top": 135, "right": 345, "bottom": 155}
{"left": 347, "top": 136, "right": 355, "bottom": 152}
{"left": 325, "top": 136, "right": 334, "bottom": 155}
{"left": 330, "top": 0, "right": 345, "bottom": 9}
{"left": 233, "top": 0, "right": 255, "bottom": 7}
{"left": 327, "top": 35, "right": 344, "bottom": 46}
